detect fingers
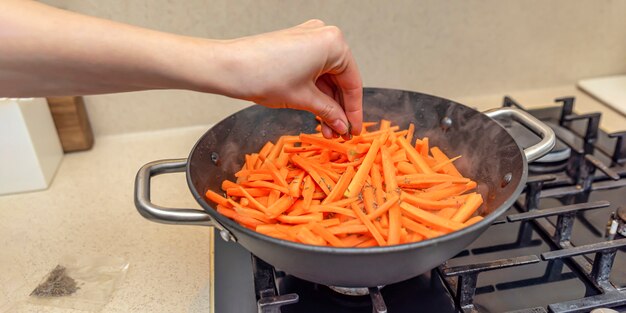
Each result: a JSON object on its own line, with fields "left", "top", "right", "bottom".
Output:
{"left": 302, "top": 86, "right": 350, "bottom": 139}
{"left": 330, "top": 50, "right": 363, "bottom": 136}
{"left": 298, "top": 19, "right": 325, "bottom": 28}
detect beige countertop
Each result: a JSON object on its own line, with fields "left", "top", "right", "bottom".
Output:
{"left": 1, "top": 85, "right": 624, "bottom": 313}
{"left": 0, "top": 126, "right": 214, "bottom": 313}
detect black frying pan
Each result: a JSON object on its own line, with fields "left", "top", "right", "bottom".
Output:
{"left": 134, "top": 88, "right": 554, "bottom": 287}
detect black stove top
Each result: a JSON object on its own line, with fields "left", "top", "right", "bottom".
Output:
{"left": 213, "top": 96, "right": 626, "bottom": 313}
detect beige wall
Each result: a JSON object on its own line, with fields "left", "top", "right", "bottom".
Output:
{"left": 41, "top": 0, "right": 626, "bottom": 136}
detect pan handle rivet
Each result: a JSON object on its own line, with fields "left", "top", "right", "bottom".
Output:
{"left": 501, "top": 173, "right": 512, "bottom": 187}
{"left": 220, "top": 229, "right": 234, "bottom": 242}
{"left": 210, "top": 152, "right": 220, "bottom": 165}
{"left": 440, "top": 117, "right": 452, "bottom": 130}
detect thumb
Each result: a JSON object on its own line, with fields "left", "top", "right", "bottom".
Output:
{"left": 301, "top": 87, "right": 350, "bottom": 138}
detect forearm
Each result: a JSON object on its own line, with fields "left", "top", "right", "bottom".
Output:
{"left": 0, "top": 0, "right": 223, "bottom": 97}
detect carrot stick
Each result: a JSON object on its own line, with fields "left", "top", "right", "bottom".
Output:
{"left": 397, "top": 136, "right": 434, "bottom": 174}
{"left": 327, "top": 224, "right": 369, "bottom": 235}
{"left": 265, "top": 194, "right": 294, "bottom": 218}
{"left": 420, "top": 137, "right": 429, "bottom": 157}
{"left": 243, "top": 181, "right": 290, "bottom": 194}
{"left": 380, "top": 146, "right": 398, "bottom": 193}
{"left": 400, "top": 217, "right": 444, "bottom": 239}
{"left": 205, "top": 190, "right": 229, "bottom": 207}
{"left": 387, "top": 204, "right": 402, "bottom": 245}
{"left": 367, "top": 193, "right": 400, "bottom": 220}
{"left": 265, "top": 160, "right": 288, "bottom": 187}
{"left": 309, "top": 205, "right": 357, "bottom": 218}
{"left": 432, "top": 156, "right": 462, "bottom": 172}
{"left": 288, "top": 171, "right": 305, "bottom": 197}
{"left": 309, "top": 222, "right": 347, "bottom": 247}
{"left": 291, "top": 155, "right": 332, "bottom": 195}
{"left": 399, "top": 202, "right": 465, "bottom": 232}
{"left": 370, "top": 164, "right": 385, "bottom": 205}
{"left": 324, "top": 197, "right": 359, "bottom": 208}
{"left": 217, "top": 205, "right": 236, "bottom": 219}
{"left": 322, "top": 166, "right": 356, "bottom": 204}
{"left": 400, "top": 192, "right": 464, "bottom": 210}
{"left": 301, "top": 175, "right": 315, "bottom": 211}
{"left": 397, "top": 162, "right": 418, "bottom": 174}
{"left": 345, "top": 138, "right": 383, "bottom": 198}
{"left": 436, "top": 207, "right": 457, "bottom": 219}
{"left": 278, "top": 213, "right": 324, "bottom": 224}
{"left": 258, "top": 141, "right": 274, "bottom": 161}
{"left": 430, "top": 146, "right": 463, "bottom": 177}
{"left": 296, "top": 227, "right": 326, "bottom": 246}
{"left": 406, "top": 123, "right": 415, "bottom": 144}
{"left": 396, "top": 173, "right": 470, "bottom": 186}
{"left": 451, "top": 193, "right": 484, "bottom": 223}
{"left": 464, "top": 215, "right": 484, "bottom": 226}
{"left": 237, "top": 186, "right": 268, "bottom": 212}
{"left": 356, "top": 238, "right": 378, "bottom": 248}
{"left": 299, "top": 134, "right": 359, "bottom": 160}
{"left": 351, "top": 202, "right": 386, "bottom": 246}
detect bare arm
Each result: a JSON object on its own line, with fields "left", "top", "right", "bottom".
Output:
{"left": 0, "top": 0, "right": 362, "bottom": 137}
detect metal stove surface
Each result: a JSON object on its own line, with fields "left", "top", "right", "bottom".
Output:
{"left": 213, "top": 96, "right": 626, "bottom": 313}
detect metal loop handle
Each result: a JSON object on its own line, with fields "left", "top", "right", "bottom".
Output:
{"left": 134, "top": 158, "right": 227, "bottom": 230}
{"left": 484, "top": 107, "right": 556, "bottom": 163}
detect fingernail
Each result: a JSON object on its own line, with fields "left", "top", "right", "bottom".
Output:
{"left": 331, "top": 119, "right": 349, "bottom": 135}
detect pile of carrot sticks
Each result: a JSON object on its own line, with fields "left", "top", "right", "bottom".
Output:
{"left": 206, "top": 119, "right": 483, "bottom": 247}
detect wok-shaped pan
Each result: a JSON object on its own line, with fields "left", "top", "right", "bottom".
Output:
{"left": 134, "top": 88, "right": 555, "bottom": 287}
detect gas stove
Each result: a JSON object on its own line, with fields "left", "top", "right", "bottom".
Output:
{"left": 212, "top": 96, "right": 626, "bottom": 313}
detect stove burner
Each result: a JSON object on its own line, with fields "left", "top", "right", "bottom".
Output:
{"left": 327, "top": 286, "right": 370, "bottom": 296}
{"left": 327, "top": 285, "right": 384, "bottom": 296}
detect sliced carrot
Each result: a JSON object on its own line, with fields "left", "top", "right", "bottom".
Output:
{"left": 309, "top": 222, "right": 346, "bottom": 247}
{"left": 205, "top": 190, "right": 229, "bottom": 207}
{"left": 464, "top": 215, "right": 484, "bottom": 226}
{"left": 296, "top": 227, "right": 326, "bottom": 246}
{"left": 399, "top": 201, "right": 465, "bottom": 232}
{"left": 406, "top": 123, "right": 415, "bottom": 144}
{"left": 436, "top": 207, "right": 457, "bottom": 219}
{"left": 430, "top": 146, "right": 463, "bottom": 177}
{"left": 400, "top": 216, "right": 444, "bottom": 239}
{"left": 344, "top": 138, "right": 383, "bottom": 198}
{"left": 397, "top": 136, "right": 434, "bottom": 174}
{"left": 367, "top": 193, "right": 400, "bottom": 220}
{"left": 387, "top": 204, "right": 402, "bottom": 245}
{"left": 400, "top": 192, "right": 464, "bottom": 210}
{"left": 266, "top": 194, "right": 294, "bottom": 218}
{"left": 288, "top": 171, "right": 305, "bottom": 197}
{"left": 291, "top": 155, "right": 331, "bottom": 195}
{"left": 322, "top": 166, "right": 355, "bottom": 204}
{"left": 236, "top": 186, "right": 268, "bottom": 213}
{"left": 278, "top": 213, "right": 324, "bottom": 224}
{"left": 351, "top": 202, "right": 386, "bottom": 246}
{"left": 451, "top": 193, "right": 484, "bottom": 223}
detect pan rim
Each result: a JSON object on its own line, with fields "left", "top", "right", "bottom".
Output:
{"left": 187, "top": 87, "right": 528, "bottom": 255}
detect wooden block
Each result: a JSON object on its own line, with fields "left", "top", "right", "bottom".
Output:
{"left": 47, "top": 96, "right": 94, "bottom": 152}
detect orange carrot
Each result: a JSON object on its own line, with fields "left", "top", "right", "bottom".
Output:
{"left": 397, "top": 136, "right": 434, "bottom": 174}
{"left": 344, "top": 138, "right": 382, "bottom": 198}
{"left": 351, "top": 202, "right": 386, "bottom": 246}
{"left": 451, "top": 193, "right": 484, "bottom": 223}
{"left": 205, "top": 190, "right": 229, "bottom": 207}
{"left": 399, "top": 202, "right": 465, "bottom": 232}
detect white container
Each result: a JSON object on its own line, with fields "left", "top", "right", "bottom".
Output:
{"left": 0, "top": 98, "right": 63, "bottom": 195}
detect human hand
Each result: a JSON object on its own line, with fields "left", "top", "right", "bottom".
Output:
{"left": 216, "top": 19, "right": 363, "bottom": 139}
